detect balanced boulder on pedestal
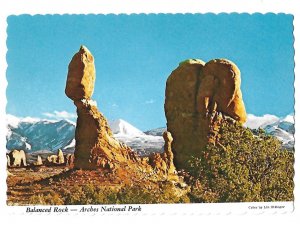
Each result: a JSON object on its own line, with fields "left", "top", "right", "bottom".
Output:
{"left": 65, "top": 46, "right": 137, "bottom": 169}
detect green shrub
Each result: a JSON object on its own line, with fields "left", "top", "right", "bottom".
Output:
{"left": 188, "top": 120, "right": 294, "bottom": 202}
{"left": 61, "top": 182, "right": 188, "bottom": 205}
{"left": 29, "top": 191, "right": 64, "bottom": 205}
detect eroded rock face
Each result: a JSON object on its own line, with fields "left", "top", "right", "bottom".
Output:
{"left": 165, "top": 58, "right": 247, "bottom": 170}
{"left": 66, "top": 46, "right": 137, "bottom": 169}
{"left": 74, "top": 99, "right": 137, "bottom": 169}
{"left": 197, "top": 59, "right": 247, "bottom": 122}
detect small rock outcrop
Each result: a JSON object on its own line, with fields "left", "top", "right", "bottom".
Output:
{"left": 149, "top": 131, "right": 176, "bottom": 176}
{"left": 46, "top": 149, "right": 65, "bottom": 165}
{"left": 57, "top": 149, "right": 65, "bottom": 164}
{"left": 7, "top": 150, "right": 27, "bottom": 167}
{"left": 33, "top": 155, "right": 43, "bottom": 166}
{"left": 165, "top": 59, "right": 247, "bottom": 170}
{"left": 65, "top": 154, "right": 75, "bottom": 166}
{"left": 162, "top": 131, "right": 176, "bottom": 174}
{"left": 66, "top": 46, "right": 137, "bottom": 169}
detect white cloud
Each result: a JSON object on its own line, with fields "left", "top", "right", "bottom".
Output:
{"left": 112, "top": 103, "right": 119, "bottom": 108}
{"left": 244, "top": 114, "right": 279, "bottom": 129}
{"left": 144, "top": 99, "right": 155, "bottom": 104}
{"left": 6, "top": 114, "right": 40, "bottom": 128}
{"left": 42, "top": 111, "right": 77, "bottom": 120}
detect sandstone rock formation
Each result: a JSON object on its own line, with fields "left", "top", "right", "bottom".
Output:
{"left": 162, "top": 131, "right": 176, "bottom": 174}
{"left": 7, "top": 150, "right": 27, "bottom": 167}
{"left": 46, "top": 149, "right": 65, "bottom": 165}
{"left": 149, "top": 131, "right": 176, "bottom": 176}
{"left": 65, "top": 154, "right": 75, "bottom": 166}
{"left": 6, "top": 155, "right": 10, "bottom": 167}
{"left": 33, "top": 155, "right": 43, "bottom": 166}
{"left": 47, "top": 155, "right": 58, "bottom": 164}
{"left": 165, "top": 58, "right": 247, "bottom": 170}
{"left": 66, "top": 46, "right": 137, "bottom": 169}
{"left": 57, "top": 149, "right": 65, "bottom": 164}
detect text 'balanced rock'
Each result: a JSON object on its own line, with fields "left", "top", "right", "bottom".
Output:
{"left": 165, "top": 59, "right": 247, "bottom": 170}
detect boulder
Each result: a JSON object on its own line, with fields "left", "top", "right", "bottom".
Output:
{"left": 165, "top": 58, "right": 247, "bottom": 170}
{"left": 7, "top": 150, "right": 27, "bottom": 167}
{"left": 65, "top": 46, "right": 96, "bottom": 100}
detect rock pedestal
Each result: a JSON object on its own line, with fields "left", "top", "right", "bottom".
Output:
{"left": 165, "top": 59, "right": 247, "bottom": 170}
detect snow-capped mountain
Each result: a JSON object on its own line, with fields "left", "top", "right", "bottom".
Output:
{"left": 6, "top": 114, "right": 75, "bottom": 153}
{"left": 108, "top": 119, "right": 164, "bottom": 154}
{"left": 245, "top": 114, "right": 294, "bottom": 149}
{"left": 6, "top": 115, "right": 164, "bottom": 155}
{"left": 144, "top": 127, "right": 166, "bottom": 136}
{"left": 109, "top": 119, "right": 145, "bottom": 137}
{"left": 6, "top": 113, "right": 294, "bottom": 155}
{"left": 145, "top": 114, "right": 295, "bottom": 150}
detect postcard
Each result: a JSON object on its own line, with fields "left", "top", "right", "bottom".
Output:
{"left": 3, "top": 12, "right": 295, "bottom": 213}
{"left": 1, "top": 4, "right": 300, "bottom": 232}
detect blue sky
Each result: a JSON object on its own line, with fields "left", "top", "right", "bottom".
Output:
{"left": 6, "top": 14, "right": 294, "bottom": 130}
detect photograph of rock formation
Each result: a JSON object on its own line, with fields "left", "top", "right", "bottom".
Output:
{"left": 6, "top": 14, "right": 294, "bottom": 205}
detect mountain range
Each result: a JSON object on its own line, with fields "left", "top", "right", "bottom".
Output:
{"left": 6, "top": 113, "right": 294, "bottom": 154}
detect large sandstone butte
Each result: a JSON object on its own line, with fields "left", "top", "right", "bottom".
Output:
{"left": 165, "top": 58, "right": 247, "bottom": 170}
{"left": 65, "top": 46, "right": 137, "bottom": 169}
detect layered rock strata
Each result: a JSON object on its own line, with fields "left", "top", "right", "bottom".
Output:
{"left": 165, "top": 59, "right": 247, "bottom": 170}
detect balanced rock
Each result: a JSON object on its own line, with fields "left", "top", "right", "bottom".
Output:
{"left": 7, "top": 150, "right": 27, "bottom": 167}
{"left": 66, "top": 46, "right": 137, "bottom": 169}
{"left": 65, "top": 46, "right": 96, "bottom": 100}
{"left": 165, "top": 58, "right": 247, "bottom": 170}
